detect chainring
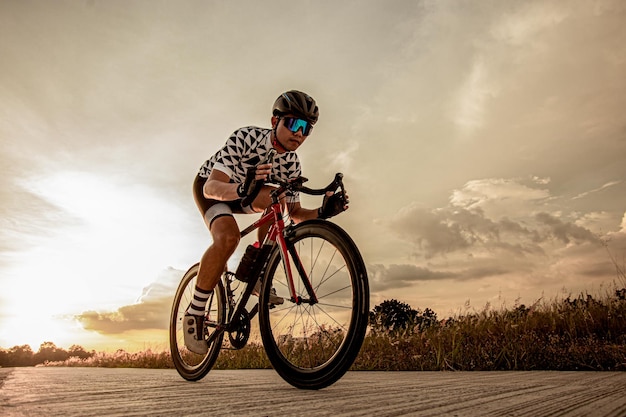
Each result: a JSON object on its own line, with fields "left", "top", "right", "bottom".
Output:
{"left": 228, "top": 308, "right": 251, "bottom": 349}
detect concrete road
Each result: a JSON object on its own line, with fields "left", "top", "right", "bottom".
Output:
{"left": 1, "top": 367, "right": 625, "bottom": 416}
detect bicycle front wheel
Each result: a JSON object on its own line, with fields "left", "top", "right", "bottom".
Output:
{"left": 258, "top": 220, "right": 369, "bottom": 389}
{"left": 169, "top": 263, "right": 226, "bottom": 381}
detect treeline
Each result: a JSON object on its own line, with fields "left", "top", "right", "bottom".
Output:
{"left": 0, "top": 342, "right": 94, "bottom": 367}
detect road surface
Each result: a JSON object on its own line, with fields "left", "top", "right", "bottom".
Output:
{"left": 1, "top": 367, "right": 625, "bottom": 416}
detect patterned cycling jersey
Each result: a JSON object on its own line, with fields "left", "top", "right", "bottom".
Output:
{"left": 198, "top": 126, "right": 302, "bottom": 203}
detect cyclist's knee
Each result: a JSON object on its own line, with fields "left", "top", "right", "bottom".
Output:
{"left": 219, "top": 232, "right": 240, "bottom": 252}
{"left": 209, "top": 234, "right": 239, "bottom": 261}
{"left": 251, "top": 186, "right": 273, "bottom": 211}
{"left": 211, "top": 219, "right": 240, "bottom": 252}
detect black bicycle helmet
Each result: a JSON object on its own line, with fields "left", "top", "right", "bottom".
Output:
{"left": 272, "top": 90, "right": 319, "bottom": 124}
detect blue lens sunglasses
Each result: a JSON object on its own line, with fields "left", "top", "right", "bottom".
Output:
{"left": 282, "top": 117, "right": 313, "bottom": 136}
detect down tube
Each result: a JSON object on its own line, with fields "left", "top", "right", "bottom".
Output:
{"left": 240, "top": 210, "right": 275, "bottom": 239}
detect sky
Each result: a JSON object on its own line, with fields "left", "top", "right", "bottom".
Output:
{"left": 1, "top": 0, "right": 625, "bottom": 352}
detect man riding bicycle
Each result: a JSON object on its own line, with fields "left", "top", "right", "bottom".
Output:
{"left": 186, "top": 90, "right": 349, "bottom": 354}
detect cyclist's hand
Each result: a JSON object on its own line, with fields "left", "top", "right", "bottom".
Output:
{"left": 238, "top": 163, "right": 272, "bottom": 206}
{"left": 318, "top": 190, "right": 349, "bottom": 219}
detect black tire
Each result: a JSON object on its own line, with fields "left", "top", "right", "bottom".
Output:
{"left": 169, "top": 263, "right": 226, "bottom": 381}
{"left": 258, "top": 220, "right": 369, "bottom": 389}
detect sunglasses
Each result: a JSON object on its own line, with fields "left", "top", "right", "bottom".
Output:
{"left": 282, "top": 117, "right": 313, "bottom": 136}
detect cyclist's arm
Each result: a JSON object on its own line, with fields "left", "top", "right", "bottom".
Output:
{"left": 203, "top": 165, "right": 272, "bottom": 201}
{"left": 287, "top": 201, "right": 321, "bottom": 223}
{"left": 203, "top": 169, "right": 239, "bottom": 201}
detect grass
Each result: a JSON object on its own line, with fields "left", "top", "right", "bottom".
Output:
{"left": 37, "top": 286, "right": 626, "bottom": 371}
{"left": 354, "top": 289, "right": 626, "bottom": 371}
{"left": 43, "top": 349, "right": 174, "bottom": 369}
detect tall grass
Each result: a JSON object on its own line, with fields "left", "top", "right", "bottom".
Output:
{"left": 44, "top": 349, "right": 173, "bottom": 369}
{"left": 355, "top": 289, "right": 626, "bottom": 371}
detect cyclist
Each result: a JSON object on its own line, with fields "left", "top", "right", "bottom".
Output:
{"left": 185, "top": 90, "right": 349, "bottom": 354}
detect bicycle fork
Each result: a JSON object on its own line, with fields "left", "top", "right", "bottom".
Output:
{"left": 277, "top": 231, "right": 318, "bottom": 305}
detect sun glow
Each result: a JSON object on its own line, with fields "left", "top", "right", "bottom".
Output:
{"left": 0, "top": 171, "right": 198, "bottom": 350}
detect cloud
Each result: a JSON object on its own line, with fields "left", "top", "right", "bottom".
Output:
{"left": 368, "top": 263, "right": 456, "bottom": 291}
{"left": 364, "top": 174, "right": 610, "bottom": 301}
{"left": 386, "top": 176, "right": 617, "bottom": 287}
{"left": 387, "top": 201, "right": 545, "bottom": 259}
{"left": 375, "top": 177, "right": 626, "bottom": 312}
{"left": 368, "top": 261, "right": 514, "bottom": 293}
{"left": 75, "top": 268, "right": 180, "bottom": 335}
{"left": 451, "top": 178, "right": 551, "bottom": 207}
{"left": 77, "top": 301, "right": 170, "bottom": 335}
{"left": 489, "top": 2, "right": 569, "bottom": 46}
{"left": 572, "top": 181, "right": 622, "bottom": 200}
{"left": 535, "top": 212, "right": 599, "bottom": 245}
{"left": 452, "top": 56, "right": 498, "bottom": 136}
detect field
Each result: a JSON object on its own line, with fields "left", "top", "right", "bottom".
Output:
{"left": 3, "top": 285, "right": 625, "bottom": 371}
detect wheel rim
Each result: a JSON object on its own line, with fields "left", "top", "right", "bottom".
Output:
{"left": 263, "top": 232, "right": 358, "bottom": 371}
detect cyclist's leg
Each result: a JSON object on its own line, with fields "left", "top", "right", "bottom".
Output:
{"left": 196, "top": 214, "right": 240, "bottom": 291}
{"left": 184, "top": 176, "right": 240, "bottom": 354}
{"left": 185, "top": 206, "right": 240, "bottom": 352}
{"left": 193, "top": 174, "right": 241, "bottom": 293}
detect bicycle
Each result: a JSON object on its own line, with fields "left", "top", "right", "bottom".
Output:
{"left": 169, "top": 171, "right": 370, "bottom": 390}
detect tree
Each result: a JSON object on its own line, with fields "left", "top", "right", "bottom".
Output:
{"left": 2, "top": 345, "right": 35, "bottom": 367}
{"left": 68, "top": 344, "right": 94, "bottom": 360}
{"left": 34, "top": 342, "right": 70, "bottom": 364}
{"left": 418, "top": 308, "right": 438, "bottom": 331}
{"left": 369, "top": 299, "right": 419, "bottom": 334}
{"left": 369, "top": 300, "right": 439, "bottom": 334}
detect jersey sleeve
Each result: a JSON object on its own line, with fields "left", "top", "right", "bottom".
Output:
{"left": 211, "top": 130, "right": 245, "bottom": 179}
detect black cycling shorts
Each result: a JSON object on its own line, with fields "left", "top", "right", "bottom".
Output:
{"left": 193, "top": 174, "right": 250, "bottom": 229}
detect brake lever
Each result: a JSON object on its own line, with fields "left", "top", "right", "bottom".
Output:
{"left": 327, "top": 173, "right": 344, "bottom": 193}
{"left": 291, "top": 176, "right": 308, "bottom": 187}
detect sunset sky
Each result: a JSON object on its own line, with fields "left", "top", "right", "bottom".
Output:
{"left": 1, "top": 0, "right": 625, "bottom": 352}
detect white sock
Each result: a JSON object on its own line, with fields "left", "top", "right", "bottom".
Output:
{"left": 187, "top": 286, "right": 213, "bottom": 315}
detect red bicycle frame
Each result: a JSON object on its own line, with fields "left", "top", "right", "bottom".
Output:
{"left": 238, "top": 196, "right": 318, "bottom": 305}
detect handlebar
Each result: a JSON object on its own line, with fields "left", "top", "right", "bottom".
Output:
{"left": 269, "top": 173, "right": 345, "bottom": 199}
{"left": 263, "top": 148, "right": 345, "bottom": 201}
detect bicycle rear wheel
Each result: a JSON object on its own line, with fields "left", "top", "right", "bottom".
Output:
{"left": 258, "top": 220, "right": 369, "bottom": 389}
{"left": 169, "top": 263, "right": 226, "bottom": 381}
